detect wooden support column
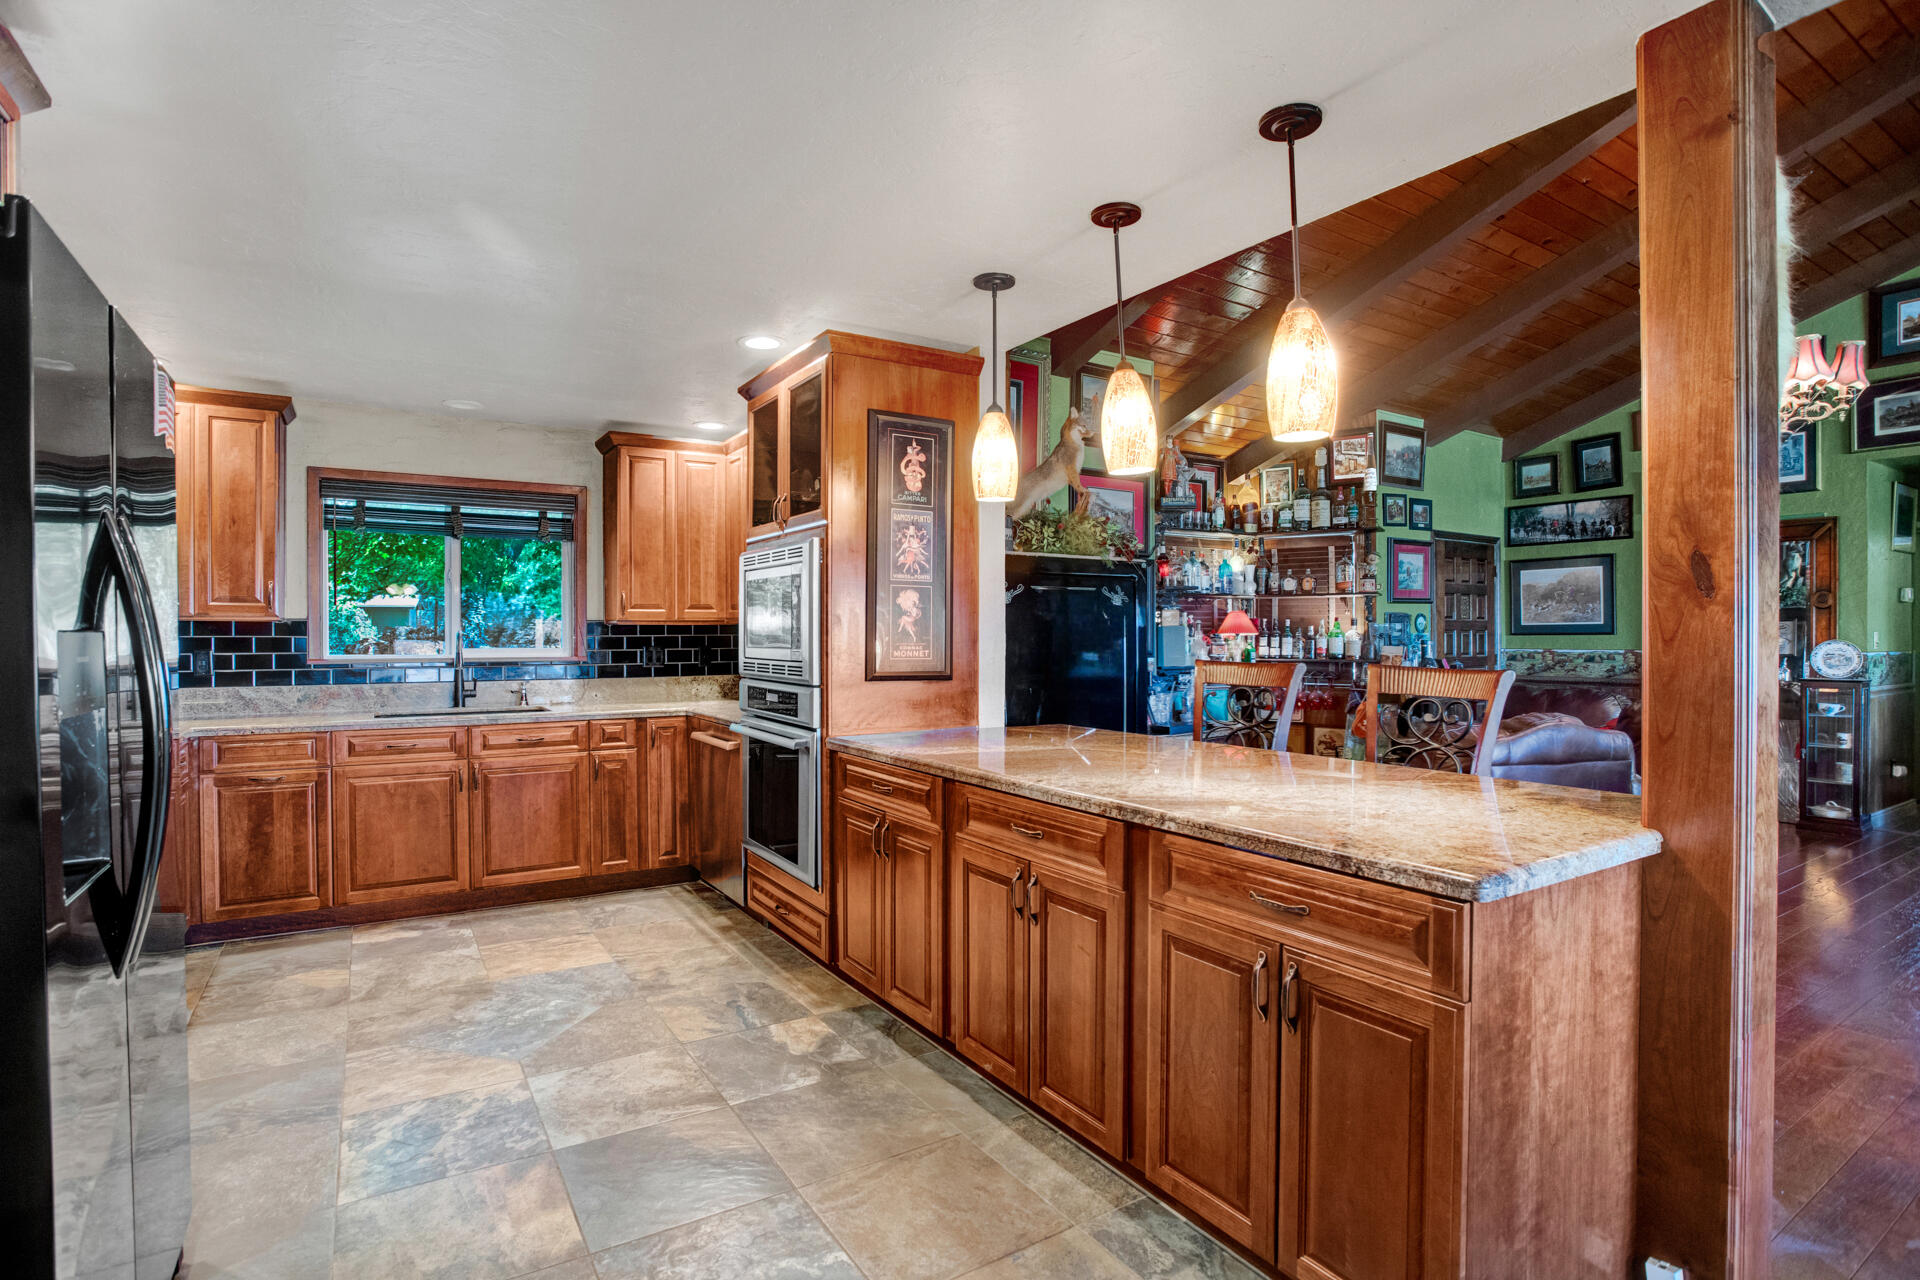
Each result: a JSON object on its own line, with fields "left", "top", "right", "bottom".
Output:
{"left": 1635, "top": 2, "right": 1778, "bottom": 1277}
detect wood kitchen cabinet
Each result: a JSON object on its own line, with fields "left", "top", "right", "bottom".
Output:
{"left": 834, "top": 796, "right": 887, "bottom": 993}
{"left": 332, "top": 761, "right": 468, "bottom": 906}
{"left": 197, "top": 768, "right": 330, "bottom": 922}
{"left": 589, "top": 747, "right": 641, "bottom": 875}
{"left": 175, "top": 385, "right": 295, "bottom": 620}
{"left": 948, "top": 836, "right": 1028, "bottom": 1091}
{"left": 832, "top": 789, "right": 945, "bottom": 1036}
{"left": 596, "top": 431, "right": 747, "bottom": 625}
{"left": 470, "top": 754, "right": 590, "bottom": 888}
{"left": 687, "top": 720, "right": 741, "bottom": 875}
{"left": 642, "top": 716, "right": 687, "bottom": 868}
{"left": 744, "top": 363, "right": 825, "bottom": 537}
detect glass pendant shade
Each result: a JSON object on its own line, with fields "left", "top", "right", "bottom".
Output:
{"left": 1101, "top": 363, "right": 1158, "bottom": 474}
{"left": 972, "top": 405, "right": 1019, "bottom": 503}
{"left": 1266, "top": 297, "right": 1339, "bottom": 442}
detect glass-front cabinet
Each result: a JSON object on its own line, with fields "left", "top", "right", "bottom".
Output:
{"left": 746, "top": 362, "right": 826, "bottom": 538}
{"left": 1800, "top": 679, "right": 1869, "bottom": 831}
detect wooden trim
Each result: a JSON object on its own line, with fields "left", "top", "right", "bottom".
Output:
{"left": 1428, "top": 308, "right": 1641, "bottom": 445}
{"left": 737, "top": 329, "right": 982, "bottom": 401}
{"left": 1777, "top": 35, "right": 1920, "bottom": 163}
{"left": 303, "top": 464, "right": 591, "bottom": 661}
{"left": 1161, "top": 92, "right": 1636, "bottom": 438}
{"left": 1498, "top": 373, "right": 1642, "bottom": 462}
{"left": 173, "top": 383, "right": 296, "bottom": 427}
{"left": 0, "top": 24, "right": 50, "bottom": 115}
{"left": 592, "top": 429, "right": 739, "bottom": 456}
{"left": 1796, "top": 151, "right": 1920, "bottom": 251}
{"left": 1635, "top": 2, "right": 1779, "bottom": 1273}
{"left": 1044, "top": 297, "right": 1155, "bottom": 384}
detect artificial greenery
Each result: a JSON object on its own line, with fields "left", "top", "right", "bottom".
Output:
{"left": 1010, "top": 503, "right": 1142, "bottom": 562}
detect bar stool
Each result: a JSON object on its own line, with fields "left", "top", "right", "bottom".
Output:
{"left": 1193, "top": 661, "right": 1306, "bottom": 750}
{"left": 1357, "top": 665, "right": 1517, "bottom": 776}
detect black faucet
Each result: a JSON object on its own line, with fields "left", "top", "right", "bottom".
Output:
{"left": 451, "top": 632, "right": 477, "bottom": 708}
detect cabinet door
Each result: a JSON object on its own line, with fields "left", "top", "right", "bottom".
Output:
{"left": 1143, "top": 907, "right": 1280, "bottom": 1262}
{"left": 947, "top": 838, "right": 1028, "bottom": 1093}
{"left": 784, "top": 370, "right": 825, "bottom": 526}
{"left": 748, "top": 393, "right": 782, "bottom": 535}
{"left": 609, "top": 445, "right": 676, "bottom": 622}
{"left": 834, "top": 797, "right": 888, "bottom": 993}
{"left": 179, "top": 403, "right": 282, "bottom": 619}
{"left": 883, "top": 817, "right": 944, "bottom": 1036}
{"left": 689, "top": 725, "right": 742, "bottom": 873}
{"left": 674, "top": 451, "right": 730, "bottom": 622}
{"left": 723, "top": 445, "right": 747, "bottom": 622}
{"left": 1276, "top": 954, "right": 1463, "bottom": 1280}
{"left": 643, "top": 717, "right": 687, "bottom": 867}
{"left": 198, "top": 770, "right": 329, "bottom": 921}
{"left": 1028, "top": 867, "right": 1127, "bottom": 1157}
{"left": 157, "top": 736, "right": 197, "bottom": 920}
{"left": 333, "top": 762, "right": 467, "bottom": 905}
{"left": 590, "top": 748, "right": 641, "bottom": 875}
{"left": 469, "top": 755, "right": 589, "bottom": 887}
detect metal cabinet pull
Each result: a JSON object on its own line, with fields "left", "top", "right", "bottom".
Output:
{"left": 380, "top": 742, "right": 413, "bottom": 750}
{"left": 591, "top": 756, "right": 598, "bottom": 780}
{"left": 771, "top": 901, "right": 790, "bottom": 917}
{"left": 455, "top": 766, "right": 464, "bottom": 793}
{"left": 873, "top": 815, "right": 890, "bottom": 857}
{"left": 1010, "top": 868, "right": 1025, "bottom": 919}
{"left": 1249, "top": 890, "right": 1310, "bottom": 917}
{"left": 1010, "top": 822, "right": 1045, "bottom": 840}
{"left": 1026, "top": 870, "right": 1040, "bottom": 923}
{"left": 1282, "top": 961, "right": 1300, "bottom": 1033}
{"left": 244, "top": 774, "right": 285, "bottom": 784}
{"left": 870, "top": 782, "right": 895, "bottom": 795}
{"left": 1253, "top": 951, "right": 1269, "bottom": 1021}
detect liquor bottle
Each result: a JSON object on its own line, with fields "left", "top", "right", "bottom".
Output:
{"left": 1276, "top": 500, "right": 1295, "bottom": 532}
{"left": 1344, "top": 617, "right": 1362, "bottom": 659}
{"left": 1275, "top": 620, "right": 1289, "bottom": 660}
{"left": 1347, "top": 490, "right": 1361, "bottom": 527}
{"left": 1311, "top": 488, "right": 1332, "bottom": 529}
{"left": 1327, "top": 617, "right": 1342, "bottom": 658}
{"left": 1335, "top": 553, "right": 1354, "bottom": 592}
{"left": 1315, "top": 625, "right": 1329, "bottom": 659}
{"left": 1292, "top": 493, "right": 1310, "bottom": 528}
{"left": 1259, "top": 504, "right": 1274, "bottom": 534}
{"left": 1280, "top": 565, "right": 1297, "bottom": 594}
{"left": 1215, "top": 549, "right": 1233, "bottom": 595}
{"left": 1301, "top": 564, "right": 1317, "bottom": 593}
{"left": 1211, "top": 489, "right": 1227, "bottom": 530}
{"left": 1254, "top": 555, "right": 1268, "bottom": 596}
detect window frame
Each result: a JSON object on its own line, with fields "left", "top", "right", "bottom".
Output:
{"left": 305, "top": 466, "right": 588, "bottom": 664}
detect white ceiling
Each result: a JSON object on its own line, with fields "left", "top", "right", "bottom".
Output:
{"left": 4, "top": 0, "right": 1691, "bottom": 434}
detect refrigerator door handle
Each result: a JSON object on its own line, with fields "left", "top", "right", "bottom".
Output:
{"left": 76, "top": 513, "right": 172, "bottom": 975}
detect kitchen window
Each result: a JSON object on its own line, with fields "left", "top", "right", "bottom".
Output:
{"left": 307, "top": 468, "right": 587, "bottom": 662}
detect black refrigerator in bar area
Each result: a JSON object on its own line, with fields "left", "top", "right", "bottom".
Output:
{"left": 1003, "top": 554, "right": 1152, "bottom": 735}
{"left": 0, "top": 196, "right": 188, "bottom": 1279}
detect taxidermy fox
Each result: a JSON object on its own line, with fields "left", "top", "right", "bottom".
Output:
{"left": 1010, "top": 409, "right": 1091, "bottom": 518}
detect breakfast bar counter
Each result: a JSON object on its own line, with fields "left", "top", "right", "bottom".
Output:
{"left": 826, "top": 723, "right": 1658, "bottom": 902}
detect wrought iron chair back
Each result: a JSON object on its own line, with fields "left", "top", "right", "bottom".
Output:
{"left": 1360, "top": 665, "right": 1516, "bottom": 776}
{"left": 1194, "top": 661, "right": 1306, "bottom": 750}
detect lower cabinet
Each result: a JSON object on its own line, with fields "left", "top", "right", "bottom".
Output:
{"left": 687, "top": 721, "right": 742, "bottom": 875}
{"left": 470, "top": 754, "right": 591, "bottom": 888}
{"left": 644, "top": 717, "right": 687, "bottom": 868}
{"left": 333, "top": 761, "right": 468, "bottom": 905}
{"left": 589, "top": 748, "right": 641, "bottom": 875}
{"left": 833, "top": 794, "right": 945, "bottom": 1036}
{"left": 197, "top": 769, "right": 331, "bottom": 922}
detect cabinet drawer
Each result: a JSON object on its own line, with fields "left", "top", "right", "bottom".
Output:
{"left": 747, "top": 864, "right": 830, "bottom": 961}
{"left": 472, "top": 721, "right": 588, "bottom": 755}
{"left": 1149, "top": 831, "right": 1468, "bottom": 1000}
{"left": 835, "top": 755, "right": 942, "bottom": 826}
{"left": 590, "top": 718, "right": 637, "bottom": 749}
{"left": 332, "top": 726, "right": 466, "bottom": 764}
{"left": 198, "top": 733, "right": 326, "bottom": 773}
{"left": 953, "top": 784, "right": 1123, "bottom": 886}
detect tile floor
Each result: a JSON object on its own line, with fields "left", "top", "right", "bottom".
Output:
{"left": 180, "top": 882, "right": 1258, "bottom": 1280}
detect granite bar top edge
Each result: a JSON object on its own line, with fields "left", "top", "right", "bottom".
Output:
{"left": 827, "top": 728, "right": 1662, "bottom": 904}
{"left": 175, "top": 699, "right": 743, "bottom": 739}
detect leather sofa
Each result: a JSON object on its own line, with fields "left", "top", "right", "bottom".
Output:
{"left": 1489, "top": 710, "right": 1638, "bottom": 794}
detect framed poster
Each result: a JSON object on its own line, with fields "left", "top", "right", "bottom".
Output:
{"left": 1409, "top": 498, "right": 1432, "bottom": 531}
{"left": 1780, "top": 424, "right": 1818, "bottom": 495}
{"left": 867, "top": 410, "right": 952, "bottom": 679}
{"left": 1381, "top": 493, "right": 1408, "bottom": 526}
{"left": 1188, "top": 458, "right": 1224, "bottom": 510}
{"left": 1854, "top": 374, "right": 1920, "bottom": 451}
{"left": 1506, "top": 495, "right": 1634, "bottom": 546}
{"left": 1513, "top": 452, "right": 1560, "bottom": 498}
{"left": 1007, "top": 349, "right": 1047, "bottom": 471}
{"left": 1510, "top": 554, "right": 1615, "bottom": 636}
{"left": 1259, "top": 464, "right": 1295, "bottom": 508}
{"left": 1377, "top": 415, "right": 1426, "bottom": 488}
{"left": 1330, "top": 431, "right": 1372, "bottom": 483}
{"left": 1570, "top": 432, "right": 1623, "bottom": 491}
{"left": 1078, "top": 474, "right": 1147, "bottom": 543}
{"left": 1868, "top": 276, "right": 1920, "bottom": 370}
{"left": 1386, "top": 539, "right": 1433, "bottom": 603}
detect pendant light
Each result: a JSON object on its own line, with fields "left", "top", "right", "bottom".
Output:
{"left": 1259, "top": 103, "right": 1338, "bottom": 442}
{"left": 971, "top": 272, "right": 1020, "bottom": 503}
{"left": 1090, "top": 202, "right": 1157, "bottom": 475}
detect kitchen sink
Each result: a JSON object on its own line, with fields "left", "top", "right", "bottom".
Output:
{"left": 373, "top": 706, "right": 552, "bottom": 717}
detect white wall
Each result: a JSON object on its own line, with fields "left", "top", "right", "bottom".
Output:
{"left": 976, "top": 373, "right": 1006, "bottom": 728}
{"left": 282, "top": 399, "right": 611, "bottom": 617}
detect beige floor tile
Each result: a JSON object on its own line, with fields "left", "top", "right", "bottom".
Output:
{"left": 517, "top": 1260, "right": 598, "bottom": 1280}
{"left": 189, "top": 1122, "right": 340, "bottom": 1266}
{"left": 206, "top": 930, "right": 351, "bottom": 988}
{"left": 347, "top": 945, "right": 488, "bottom": 1003}
{"left": 182, "top": 1203, "right": 334, "bottom": 1280}
{"left": 957, "top": 1228, "right": 1139, "bottom": 1279}
{"left": 576, "top": 888, "right": 700, "bottom": 930}
{"left": 1083, "top": 1198, "right": 1262, "bottom": 1280}
{"left": 972, "top": 1113, "right": 1142, "bottom": 1224}
{"left": 190, "top": 1057, "right": 343, "bottom": 1144}
{"left": 337, "top": 1079, "right": 548, "bottom": 1204}
{"left": 885, "top": 1051, "right": 1030, "bottom": 1134}
{"left": 687, "top": 1015, "right": 870, "bottom": 1104}
{"left": 803, "top": 1135, "right": 1069, "bottom": 1280}
{"left": 479, "top": 932, "right": 613, "bottom": 980}
{"left": 348, "top": 917, "right": 477, "bottom": 960}
{"left": 187, "top": 1006, "right": 347, "bottom": 1083}
{"left": 463, "top": 902, "right": 595, "bottom": 948}
{"left": 593, "top": 916, "right": 717, "bottom": 958}
{"left": 516, "top": 996, "right": 679, "bottom": 1076}
{"left": 331, "top": 1154, "right": 585, "bottom": 1280}
{"left": 590, "top": 1190, "right": 861, "bottom": 1280}
{"left": 820, "top": 1003, "right": 939, "bottom": 1064}
{"left": 647, "top": 975, "right": 812, "bottom": 1042}
{"left": 340, "top": 1042, "right": 523, "bottom": 1116}
{"left": 527, "top": 1043, "right": 725, "bottom": 1147}
{"left": 190, "top": 966, "right": 350, "bottom": 1027}
{"left": 734, "top": 1069, "right": 956, "bottom": 1186}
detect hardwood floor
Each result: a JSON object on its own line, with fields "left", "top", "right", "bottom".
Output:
{"left": 1772, "top": 816, "right": 1920, "bottom": 1278}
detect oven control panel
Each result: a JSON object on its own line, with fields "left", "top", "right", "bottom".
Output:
{"left": 740, "top": 678, "right": 819, "bottom": 730}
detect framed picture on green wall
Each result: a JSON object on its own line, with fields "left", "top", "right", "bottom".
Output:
{"left": 1854, "top": 374, "right": 1920, "bottom": 452}
{"left": 1510, "top": 555, "right": 1615, "bottom": 636}
{"left": 1780, "top": 425, "right": 1817, "bottom": 494}
{"left": 1513, "top": 453, "right": 1560, "bottom": 498}
{"left": 1381, "top": 493, "right": 1408, "bottom": 526}
{"left": 1867, "top": 276, "right": 1920, "bottom": 370}
{"left": 1409, "top": 498, "right": 1432, "bottom": 531}
{"left": 1571, "top": 433, "right": 1623, "bottom": 491}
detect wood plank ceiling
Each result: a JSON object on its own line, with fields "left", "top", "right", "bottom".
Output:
{"left": 1035, "top": 0, "right": 1920, "bottom": 476}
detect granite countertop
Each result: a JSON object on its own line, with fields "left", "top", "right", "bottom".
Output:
{"left": 175, "top": 699, "right": 743, "bottom": 739}
{"left": 827, "top": 725, "right": 1660, "bottom": 903}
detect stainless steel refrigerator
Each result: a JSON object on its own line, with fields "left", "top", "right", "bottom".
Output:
{"left": 0, "top": 195, "right": 187, "bottom": 1280}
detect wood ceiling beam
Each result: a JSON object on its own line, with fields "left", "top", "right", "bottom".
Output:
{"left": 1778, "top": 37, "right": 1920, "bottom": 163}
{"left": 1176, "top": 89, "right": 1636, "bottom": 476}
{"left": 1795, "top": 151, "right": 1920, "bottom": 249}
{"left": 1427, "top": 305, "right": 1641, "bottom": 444}
{"left": 1498, "top": 373, "right": 1641, "bottom": 461}
{"left": 1043, "top": 296, "right": 1155, "bottom": 383}
{"left": 1792, "top": 225, "right": 1920, "bottom": 321}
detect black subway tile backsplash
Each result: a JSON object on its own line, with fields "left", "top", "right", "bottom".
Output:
{"left": 177, "top": 619, "right": 737, "bottom": 688}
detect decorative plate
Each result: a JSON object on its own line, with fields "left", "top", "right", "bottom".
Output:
{"left": 1808, "top": 639, "right": 1865, "bottom": 680}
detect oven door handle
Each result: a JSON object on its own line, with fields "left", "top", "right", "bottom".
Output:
{"left": 729, "top": 721, "right": 816, "bottom": 753}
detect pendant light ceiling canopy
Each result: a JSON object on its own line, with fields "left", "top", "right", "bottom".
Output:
{"left": 1090, "top": 202, "right": 1158, "bottom": 476}
{"left": 1260, "top": 102, "right": 1339, "bottom": 444}
{"left": 971, "top": 271, "right": 1019, "bottom": 503}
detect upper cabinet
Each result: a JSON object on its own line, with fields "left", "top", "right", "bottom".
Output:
{"left": 175, "top": 385, "right": 295, "bottom": 620}
{"left": 745, "top": 362, "right": 826, "bottom": 539}
{"left": 596, "top": 431, "right": 746, "bottom": 625}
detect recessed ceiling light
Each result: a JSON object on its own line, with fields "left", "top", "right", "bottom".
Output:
{"left": 694, "top": 421, "right": 729, "bottom": 432}
{"left": 738, "top": 336, "right": 781, "bottom": 351}
{"left": 442, "top": 399, "right": 483, "bottom": 411}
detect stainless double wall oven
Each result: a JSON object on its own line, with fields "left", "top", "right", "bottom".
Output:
{"left": 730, "top": 535, "right": 822, "bottom": 894}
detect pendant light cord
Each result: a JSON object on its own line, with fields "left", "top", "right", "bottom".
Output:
{"left": 1111, "top": 227, "right": 1128, "bottom": 361}
{"left": 989, "top": 286, "right": 1002, "bottom": 411}
{"left": 1288, "top": 130, "right": 1303, "bottom": 302}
